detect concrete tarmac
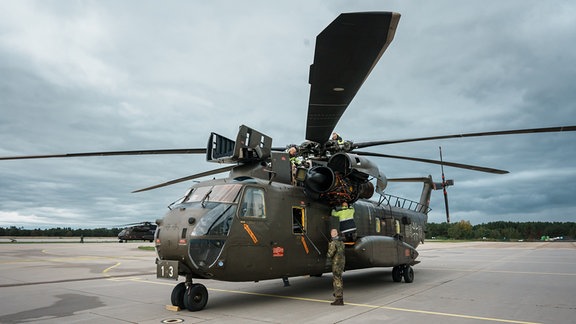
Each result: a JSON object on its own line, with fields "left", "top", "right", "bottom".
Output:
{"left": 0, "top": 240, "right": 574, "bottom": 324}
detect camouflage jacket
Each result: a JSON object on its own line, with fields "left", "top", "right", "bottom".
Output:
{"left": 327, "top": 238, "right": 345, "bottom": 271}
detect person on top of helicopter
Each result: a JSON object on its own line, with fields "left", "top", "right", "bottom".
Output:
{"left": 331, "top": 132, "right": 344, "bottom": 145}
{"left": 286, "top": 145, "right": 303, "bottom": 167}
{"left": 327, "top": 132, "right": 351, "bottom": 153}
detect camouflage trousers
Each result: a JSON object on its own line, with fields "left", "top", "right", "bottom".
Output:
{"left": 332, "top": 267, "right": 344, "bottom": 298}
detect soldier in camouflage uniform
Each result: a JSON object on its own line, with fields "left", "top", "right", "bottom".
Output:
{"left": 327, "top": 228, "right": 345, "bottom": 305}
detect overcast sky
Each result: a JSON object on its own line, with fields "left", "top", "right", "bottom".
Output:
{"left": 1, "top": 1, "right": 575, "bottom": 228}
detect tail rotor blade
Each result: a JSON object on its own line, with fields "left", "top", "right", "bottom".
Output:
{"left": 439, "top": 147, "right": 450, "bottom": 223}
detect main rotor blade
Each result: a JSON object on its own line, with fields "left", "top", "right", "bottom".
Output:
{"left": 132, "top": 165, "right": 235, "bottom": 193}
{"left": 0, "top": 148, "right": 207, "bottom": 160}
{"left": 387, "top": 177, "right": 431, "bottom": 182}
{"left": 354, "top": 151, "right": 508, "bottom": 174}
{"left": 353, "top": 125, "right": 576, "bottom": 149}
{"left": 117, "top": 221, "right": 153, "bottom": 227}
{"left": 306, "top": 12, "right": 400, "bottom": 144}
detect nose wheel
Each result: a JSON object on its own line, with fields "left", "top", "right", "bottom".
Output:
{"left": 170, "top": 282, "right": 186, "bottom": 309}
{"left": 392, "top": 265, "right": 414, "bottom": 283}
{"left": 171, "top": 282, "right": 209, "bottom": 311}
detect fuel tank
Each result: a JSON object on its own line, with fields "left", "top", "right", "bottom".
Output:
{"left": 351, "top": 236, "right": 418, "bottom": 267}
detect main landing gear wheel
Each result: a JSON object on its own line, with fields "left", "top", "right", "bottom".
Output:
{"left": 403, "top": 265, "right": 414, "bottom": 283}
{"left": 392, "top": 266, "right": 403, "bottom": 282}
{"left": 183, "top": 283, "right": 209, "bottom": 311}
{"left": 392, "top": 265, "right": 414, "bottom": 283}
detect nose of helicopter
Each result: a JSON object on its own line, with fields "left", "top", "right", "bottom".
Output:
{"left": 155, "top": 202, "right": 234, "bottom": 276}
{"left": 154, "top": 214, "right": 191, "bottom": 262}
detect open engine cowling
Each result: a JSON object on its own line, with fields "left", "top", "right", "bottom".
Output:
{"left": 303, "top": 153, "right": 387, "bottom": 204}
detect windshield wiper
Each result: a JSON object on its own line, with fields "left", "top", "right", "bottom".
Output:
{"left": 201, "top": 189, "right": 213, "bottom": 208}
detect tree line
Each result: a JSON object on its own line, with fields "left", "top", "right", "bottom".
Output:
{"left": 426, "top": 221, "right": 576, "bottom": 240}
{"left": 0, "top": 226, "right": 123, "bottom": 237}
{"left": 2, "top": 221, "right": 575, "bottom": 240}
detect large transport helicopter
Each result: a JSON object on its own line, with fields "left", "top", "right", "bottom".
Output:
{"left": 1, "top": 12, "right": 575, "bottom": 312}
{"left": 117, "top": 222, "right": 157, "bottom": 243}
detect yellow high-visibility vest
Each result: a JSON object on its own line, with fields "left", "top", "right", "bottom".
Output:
{"left": 331, "top": 207, "right": 354, "bottom": 221}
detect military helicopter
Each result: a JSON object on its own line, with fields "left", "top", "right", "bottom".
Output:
{"left": 1, "top": 12, "right": 575, "bottom": 312}
{"left": 117, "top": 221, "right": 157, "bottom": 243}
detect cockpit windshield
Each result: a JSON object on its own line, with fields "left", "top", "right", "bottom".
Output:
{"left": 185, "top": 184, "right": 243, "bottom": 270}
{"left": 184, "top": 184, "right": 242, "bottom": 238}
{"left": 184, "top": 184, "right": 242, "bottom": 204}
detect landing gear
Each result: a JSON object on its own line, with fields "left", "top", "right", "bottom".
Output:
{"left": 170, "top": 277, "right": 209, "bottom": 311}
{"left": 183, "top": 283, "right": 208, "bottom": 311}
{"left": 170, "top": 282, "right": 186, "bottom": 309}
{"left": 392, "top": 266, "right": 403, "bottom": 282}
{"left": 403, "top": 265, "right": 414, "bottom": 283}
{"left": 392, "top": 265, "right": 414, "bottom": 283}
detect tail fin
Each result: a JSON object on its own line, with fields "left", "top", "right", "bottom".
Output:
{"left": 387, "top": 175, "right": 453, "bottom": 217}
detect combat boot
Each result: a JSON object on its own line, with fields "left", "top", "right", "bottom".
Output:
{"left": 331, "top": 298, "right": 344, "bottom": 306}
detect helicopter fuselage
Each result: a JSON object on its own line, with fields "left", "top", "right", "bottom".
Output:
{"left": 155, "top": 175, "right": 426, "bottom": 282}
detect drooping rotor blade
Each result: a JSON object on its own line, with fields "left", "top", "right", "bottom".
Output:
{"left": 0, "top": 148, "right": 207, "bottom": 160}
{"left": 306, "top": 12, "right": 400, "bottom": 144}
{"left": 353, "top": 125, "right": 576, "bottom": 149}
{"left": 354, "top": 151, "right": 508, "bottom": 174}
{"left": 132, "top": 165, "right": 235, "bottom": 193}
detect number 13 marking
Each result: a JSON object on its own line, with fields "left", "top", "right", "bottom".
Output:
{"left": 161, "top": 265, "right": 174, "bottom": 277}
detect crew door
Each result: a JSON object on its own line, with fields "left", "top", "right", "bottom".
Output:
{"left": 228, "top": 186, "right": 272, "bottom": 279}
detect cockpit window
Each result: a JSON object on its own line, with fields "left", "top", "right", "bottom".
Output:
{"left": 184, "top": 184, "right": 242, "bottom": 203}
{"left": 240, "top": 187, "right": 266, "bottom": 218}
{"left": 191, "top": 203, "right": 236, "bottom": 236}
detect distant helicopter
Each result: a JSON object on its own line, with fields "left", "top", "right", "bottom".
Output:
{"left": 117, "top": 221, "right": 157, "bottom": 243}
{"left": 1, "top": 12, "right": 575, "bottom": 312}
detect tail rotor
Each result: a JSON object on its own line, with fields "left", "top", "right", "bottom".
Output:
{"left": 439, "top": 146, "right": 451, "bottom": 223}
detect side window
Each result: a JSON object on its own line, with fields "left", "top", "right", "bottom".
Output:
{"left": 240, "top": 187, "right": 266, "bottom": 218}
{"left": 292, "top": 207, "right": 305, "bottom": 234}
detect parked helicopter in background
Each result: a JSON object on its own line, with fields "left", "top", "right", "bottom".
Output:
{"left": 1, "top": 12, "right": 575, "bottom": 312}
{"left": 117, "top": 221, "right": 157, "bottom": 243}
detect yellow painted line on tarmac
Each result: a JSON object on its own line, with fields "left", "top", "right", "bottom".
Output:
{"left": 207, "top": 288, "right": 540, "bottom": 324}
{"left": 420, "top": 267, "right": 576, "bottom": 276}
{"left": 110, "top": 277, "right": 540, "bottom": 324}
{"left": 102, "top": 262, "right": 121, "bottom": 275}
{"left": 345, "top": 303, "right": 541, "bottom": 324}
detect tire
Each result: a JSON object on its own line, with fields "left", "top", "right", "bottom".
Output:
{"left": 392, "top": 266, "right": 403, "bottom": 282}
{"left": 183, "top": 283, "right": 209, "bottom": 311}
{"left": 171, "top": 282, "right": 186, "bottom": 309}
{"left": 403, "top": 265, "right": 414, "bottom": 283}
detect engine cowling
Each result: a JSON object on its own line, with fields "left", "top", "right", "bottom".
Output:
{"left": 303, "top": 153, "right": 387, "bottom": 204}
{"left": 303, "top": 166, "right": 335, "bottom": 194}
{"left": 328, "top": 153, "right": 387, "bottom": 193}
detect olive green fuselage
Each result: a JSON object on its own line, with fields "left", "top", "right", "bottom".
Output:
{"left": 155, "top": 176, "right": 426, "bottom": 282}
